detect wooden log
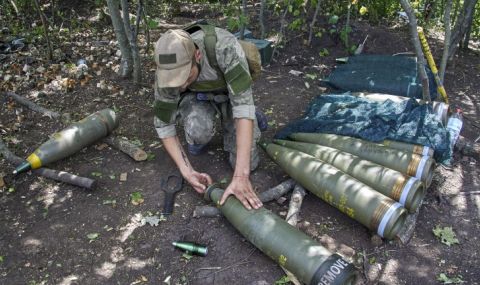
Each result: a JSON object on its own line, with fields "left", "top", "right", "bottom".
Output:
{"left": 258, "top": 178, "right": 296, "bottom": 202}
{"left": 4, "top": 92, "right": 60, "bottom": 119}
{"left": 396, "top": 208, "right": 420, "bottom": 245}
{"left": 282, "top": 183, "right": 305, "bottom": 285}
{"left": 0, "top": 138, "right": 96, "bottom": 189}
{"left": 193, "top": 179, "right": 296, "bottom": 218}
{"left": 104, "top": 136, "right": 147, "bottom": 161}
{"left": 286, "top": 184, "right": 306, "bottom": 226}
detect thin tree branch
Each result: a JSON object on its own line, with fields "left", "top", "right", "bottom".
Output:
{"left": 439, "top": 0, "right": 453, "bottom": 82}
{"left": 308, "top": 0, "right": 322, "bottom": 46}
{"left": 399, "top": 0, "right": 431, "bottom": 102}
{"left": 4, "top": 92, "right": 61, "bottom": 119}
{"left": 33, "top": 0, "right": 53, "bottom": 61}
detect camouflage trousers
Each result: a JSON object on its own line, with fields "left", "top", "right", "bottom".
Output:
{"left": 178, "top": 93, "right": 261, "bottom": 171}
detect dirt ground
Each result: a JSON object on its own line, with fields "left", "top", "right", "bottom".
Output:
{"left": 1, "top": 5, "right": 480, "bottom": 285}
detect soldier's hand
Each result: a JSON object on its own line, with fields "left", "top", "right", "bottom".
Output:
{"left": 220, "top": 176, "right": 263, "bottom": 210}
{"left": 185, "top": 170, "right": 212, "bottom": 193}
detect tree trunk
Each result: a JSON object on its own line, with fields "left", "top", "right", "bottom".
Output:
{"left": 272, "top": 0, "right": 291, "bottom": 58}
{"left": 239, "top": 0, "right": 247, "bottom": 40}
{"left": 462, "top": 6, "right": 476, "bottom": 49}
{"left": 33, "top": 0, "right": 53, "bottom": 61}
{"left": 439, "top": 0, "right": 453, "bottom": 82}
{"left": 448, "top": 0, "right": 478, "bottom": 60}
{"left": 120, "top": 0, "right": 142, "bottom": 84}
{"left": 307, "top": 0, "right": 322, "bottom": 46}
{"left": 399, "top": 0, "right": 431, "bottom": 102}
{"left": 259, "top": 0, "right": 266, "bottom": 39}
{"left": 106, "top": 0, "right": 133, "bottom": 78}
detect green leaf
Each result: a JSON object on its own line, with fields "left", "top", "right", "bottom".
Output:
{"left": 109, "top": 174, "right": 116, "bottom": 180}
{"left": 368, "top": 256, "right": 376, "bottom": 264}
{"left": 328, "top": 15, "right": 339, "bottom": 24}
{"left": 274, "top": 275, "right": 291, "bottom": 285}
{"left": 182, "top": 252, "right": 193, "bottom": 261}
{"left": 0, "top": 256, "right": 4, "bottom": 263}
{"left": 130, "top": 192, "right": 144, "bottom": 205}
{"left": 305, "top": 73, "right": 317, "bottom": 80}
{"left": 91, "top": 171, "right": 103, "bottom": 177}
{"left": 146, "top": 152, "right": 156, "bottom": 161}
{"left": 102, "top": 199, "right": 116, "bottom": 205}
{"left": 8, "top": 187, "right": 15, "bottom": 193}
{"left": 433, "top": 226, "right": 459, "bottom": 246}
{"left": 87, "top": 233, "right": 99, "bottom": 242}
{"left": 437, "top": 273, "right": 464, "bottom": 284}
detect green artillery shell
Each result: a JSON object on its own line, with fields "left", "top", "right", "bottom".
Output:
{"left": 205, "top": 186, "right": 357, "bottom": 285}
{"left": 382, "top": 139, "right": 434, "bottom": 157}
{"left": 290, "top": 133, "right": 435, "bottom": 188}
{"left": 172, "top": 241, "right": 208, "bottom": 256}
{"left": 14, "top": 109, "right": 118, "bottom": 174}
{"left": 274, "top": 139, "right": 425, "bottom": 213}
{"left": 260, "top": 142, "right": 407, "bottom": 240}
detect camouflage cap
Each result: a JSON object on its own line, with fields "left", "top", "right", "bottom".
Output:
{"left": 154, "top": 29, "right": 195, "bottom": 88}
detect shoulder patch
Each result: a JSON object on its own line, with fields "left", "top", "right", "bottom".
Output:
{"left": 224, "top": 63, "right": 252, "bottom": 95}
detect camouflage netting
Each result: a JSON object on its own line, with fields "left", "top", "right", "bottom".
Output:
{"left": 324, "top": 55, "right": 438, "bottom": 100}
{"left": 275, "top": 94, "right": 452, "bottom": 163}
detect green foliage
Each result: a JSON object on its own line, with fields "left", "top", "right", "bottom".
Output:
{"left": 437, "top": 273, "right": 464, "bottom": 284}
{"left": 274, "top": 275, "right": 292, "bottom": 285}
{"left": 433, "top": 226, "right": 460, "bottom": 246}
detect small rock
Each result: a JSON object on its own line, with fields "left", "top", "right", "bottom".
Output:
{"left": 0, "top": 174, "right": 5, "bottom": 188}
{"left": 288, "top": 69, "right": 303, "bottom": 76}
{"left": 302, "top": 220, "right": 311, "bottom": 228}
{"left": 36, "top": 66, "right": 46, "bottom": 73}
{"left": 115, "top": 50, "right": 122, "bottom": 57}
{"left": 120, "top": 173, "right": 128, "bottom": 182}
{"left": 61, "top": 113, "right": 72, "bottom": 124}
{"left": 22, "top": 64, "right": 30, "bottom": 73}
{"left": 97, "top": 80, "right": 107, "bottom": 89}
{"left": 4, "top": 74, "right": 12, "bottom": 81}
{"left": 370, "top": 235, "right": 384, "bottom": 247}
{"left": 279, "top": 211, "right": 287, "bottom": 216}
{"left": 276, "top": 196, "right": 287, "bottom": 205}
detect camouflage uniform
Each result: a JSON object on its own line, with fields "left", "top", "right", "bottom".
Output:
{"left": 154, "top": 27, "right": 261, "bottom": 170}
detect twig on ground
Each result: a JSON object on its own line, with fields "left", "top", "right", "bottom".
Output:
{"left": 195, "top": 248, "right": 256, "bottom": 279}
{"left": 4, "top": 92, "right": 60, "bottom": 119}
{"left": 104, "top": 136, "right": 147, "bottom": 161}
{"left": 285, "top": 184, "right": 306, "bottom": 226}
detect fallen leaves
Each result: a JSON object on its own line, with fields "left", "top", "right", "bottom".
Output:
{"left": 130, "top": 192, "right": 144, "bottom": 205}
{"left": 87, "top": 232, "right": 100, "bottom": 243}
{"left": 433, "top": 226, "right": 460, "bottom": 246}
{"left": 437, "top": 273, "right": 464, "bottom": 284}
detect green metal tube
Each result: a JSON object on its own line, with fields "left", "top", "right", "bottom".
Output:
{"left": 274, "top": 139, "right": 425, "bottom": 213}
{"left": 14, "top": 109, "right": 118, "bottom": 174}
{"left": 290, "top": 133, "right": 435, "bottom": 188}
{"left": 172, "top": 241, "right": 208, "bottom": 256}
{"left": 260, "top": 142, "right": 407, "bottom": 240}
{"left": 205, "top": 186, "right": 357, "bottom": 285}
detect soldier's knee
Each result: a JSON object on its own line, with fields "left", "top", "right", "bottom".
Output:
{"left": 184, "top": 115, "right": 215, "bottom": 144}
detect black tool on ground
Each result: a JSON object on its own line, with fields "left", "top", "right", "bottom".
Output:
{"left": 161, "top": 172, "right": 184, "bottom": 215}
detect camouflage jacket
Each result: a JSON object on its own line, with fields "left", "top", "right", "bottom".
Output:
{"left": 154, "top": 27, "right": 255, "bottom": 139}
